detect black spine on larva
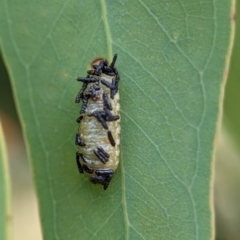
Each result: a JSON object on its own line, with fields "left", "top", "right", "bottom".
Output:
{"left": 76, "top": 152, "right": 84, "bottom": 173}
{"left": 107, "top": 130, "right": 116, "bottom": 146}
{"left": 80, "top": 95, "right": 89, "bottom": 113}
{"left": 76, "top": 115, "right": 83, "bottom": 123}
{"left": 110, "top": 54, "right": 117, "bottom": 68}
{"left": 103, "top": 92, "right": 112, "bottom": 110}
{"left": 104, "top": 107, "right": 120, "bottom": 121}
{"left": 80, "top": 153, "right": 88, "bottom": 163}
{"left": 88, "top": 110, "right": 109, "bottom": 129}
{"left": 96, "top": 169, "right": 114, "bottom": 176}
{"left": 75, "top": 82, "right": 88, "bottom": 103}
{"left": 93, "top": 146, "right": 110, "bottom": 164}
{"left": 87, "top": 69, "right": 95, "bottom": 75}
{"left": 101, "top": 75, "right": 120, "bottom": 99}
{"left": 75, "top": 133, "right": 85, "bottom": 146}
{"left": 82, "top": 164, "right": 94, "bottom": 174}
{"left": 75, "top": 54, "right": 120, "bottom": 190}
{"left": 94, "top": 60, "right": 106, "bottom": 76}
{"left": 77, "top": 77, "right": 99, "bottom": 83}
{"left": 86, "top": 84, "right": 101, "bottom": 98}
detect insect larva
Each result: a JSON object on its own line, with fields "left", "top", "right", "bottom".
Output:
{"left": 75, "top": 54, "right": 120, "bottom": 190}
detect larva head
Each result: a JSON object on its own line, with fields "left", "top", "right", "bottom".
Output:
{"left": 91, "top": 58, "right": 108, "bottom": 67}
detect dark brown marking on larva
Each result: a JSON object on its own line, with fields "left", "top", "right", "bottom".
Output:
{"left": 107, "top": 131, "right": 116, "bottom": 147}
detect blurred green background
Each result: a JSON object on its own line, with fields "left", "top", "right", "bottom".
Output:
{"left": 214, "top": 1, "right": 240, "bottom": 240}
{"left": 0, "top": 2, "right": 239, "bottom": 240}
{"left": 0, "top": 55, "right": 42, "bottom": 239}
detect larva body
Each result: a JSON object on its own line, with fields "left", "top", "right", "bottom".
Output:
{"left": 75, "top": 54, "right": 120, "bottom": 190}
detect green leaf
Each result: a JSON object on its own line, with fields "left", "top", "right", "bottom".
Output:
{"left": 0, "top": 124, "right": 11, "bottom": 240}
{"left": 224, "top": 0, "right": 240, "bottom": 147}
{"left": 0, "top": 0, "right": 234, "bottom": 239}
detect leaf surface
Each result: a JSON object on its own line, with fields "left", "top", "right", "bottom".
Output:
{"left": 0, "top": 0, "right": 234, "bottom": 239}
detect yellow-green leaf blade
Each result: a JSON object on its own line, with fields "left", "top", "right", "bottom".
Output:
{"left": 0, "top": 0, "right": 234, "bottom": 239}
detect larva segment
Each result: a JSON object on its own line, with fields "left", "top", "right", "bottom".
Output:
{"left": 75, "top": 54, "right": 120, "bottom": 190}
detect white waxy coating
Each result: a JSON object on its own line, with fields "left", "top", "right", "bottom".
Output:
{"left": 78, "top": 74, "right": 120, "bottom": 176}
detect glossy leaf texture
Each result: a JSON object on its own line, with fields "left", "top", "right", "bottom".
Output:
{"left": 0, "top": 124, "right": 11, "bottom": 240}
{"left": 0, "top": 0, "right": 234, "bottom": 239}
